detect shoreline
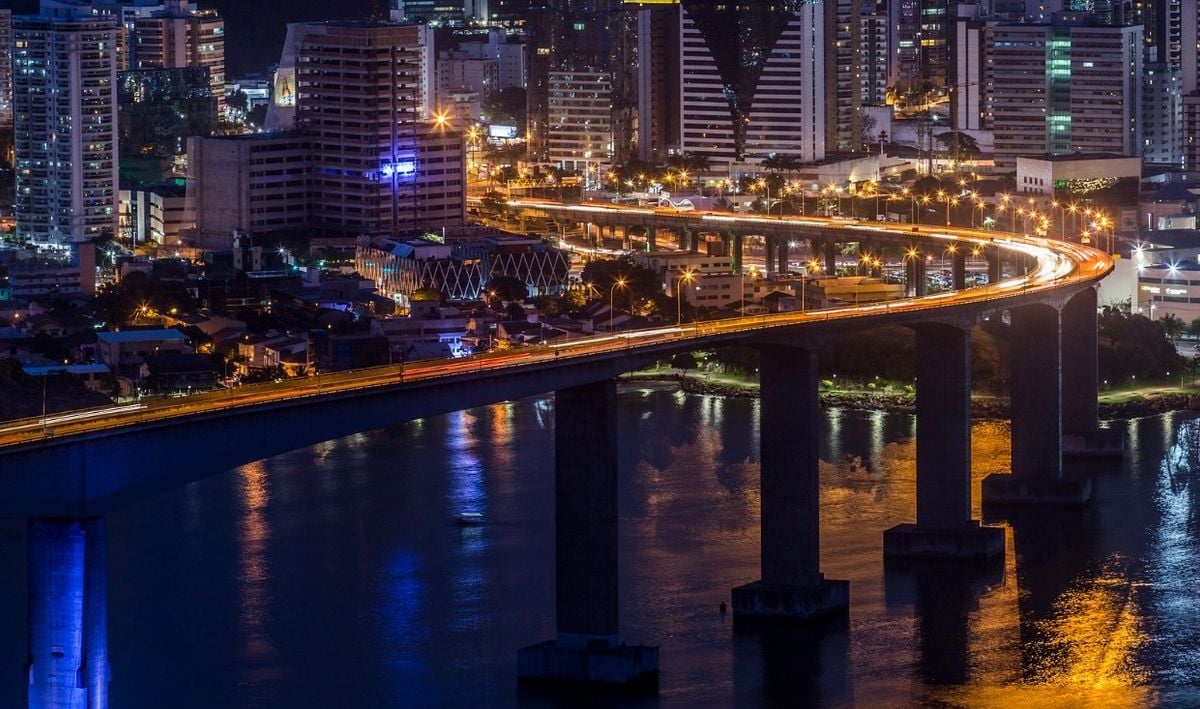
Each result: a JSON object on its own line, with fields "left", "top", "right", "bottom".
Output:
{"left": 620, "top": 372, "right": 1200, "bottom": 421}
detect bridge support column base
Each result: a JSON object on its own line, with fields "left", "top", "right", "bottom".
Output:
{"left": 731, "top": 578, "right": 848, "bottom": 621}
{"left": 1062, "top": 430, "right": 1125, "bottom": 459}
{"left": 883, "top": 522, "right": 1004, "bottom": 561}
{"left": 517, "top": 639, "right": 659, "bottom": 688}
{"left": 981, "top": 473, "right": 1091, "bottom": 508}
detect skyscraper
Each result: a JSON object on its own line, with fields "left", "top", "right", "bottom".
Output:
{"left": 0, "top": 9, "right": 12, "bottom": 128}
{"left": 1143, "top": 63, "right": 1183, "bottom": 167}
{"left": 547, "top": 69, "right": 612, "bottom": 173}
{"left": 949, "top": 4, "right": 994, "bottom": 132}
{"left": 826, "top": 0, "right": 889, "bottom": 152}
{"left": 893, "top": 0, "right": 950, "bottom": 90}
{"left": 13, "top": 11, "right": 120, "bottom": 243}
{"left": 636, "top": 2, "right": 680, "bottom": 163}
{"left": 395, "top": 1, "right": 468, "bottom": 25}
{"left": 678, "top": 0, "right": 825, "bottom": 173}
{"left": 992, "top": 20, "right": 1143, "bottom": 169}
{"left": 294, "top": 22, "right": 462, "bottom": 235}
{"left": 132, "top": 1, "right": 226, "bottom": 118}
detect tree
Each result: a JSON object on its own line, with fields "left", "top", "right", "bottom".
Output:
{"left": 671, "top": 352, "right": 698, "bottom": 371}
{"left": 935, "top": 131, "right": 981, "bottom": 173}
{"left": 487, "top": 275, "right": 528, "bottom": 302}
{"left": 482, "top": 87, "right": 527, "bottom": 129}
{"left": 579, "top": 257, "right": 663, "bottom": 313}
{"left": 1161, "top": 313, "right": 1186, "bottom": 341}
{"left": 1098, "top": 306, "right": 1184, "bottom": 382}
{"left": 504, "top": 302, "right": 527, "bottom": 321}
{"left": 226, "top": 89, "right": 249, "bottom": 115}
{"left": 410, "top": 287, "right": 444, "bottom": 303}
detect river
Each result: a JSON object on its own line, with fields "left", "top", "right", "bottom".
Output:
{"left": 1, "top": 387, "right": 1198, "bottom": 706}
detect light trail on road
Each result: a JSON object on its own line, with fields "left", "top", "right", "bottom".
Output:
{"left": 0, "top": 201, "right": 1112, "bottom": 450}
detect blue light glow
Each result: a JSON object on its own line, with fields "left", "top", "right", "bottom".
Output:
{"left": 381, "top": 161, "right": 416, "bottom": 179}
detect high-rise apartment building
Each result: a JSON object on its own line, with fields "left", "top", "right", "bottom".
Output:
{"left": 1143, "top": 64, "right": 1183, "bottom": 166}
{"left": 992, "top": 21, "right": 1143, "bottom": 169}
{"left": 679, "top": 1, "right": 825, "bottom": 173}
{"left": 295, "top": 22, "right": 462, "bottom": 235}
{"left": 1134, "top": 0, "right": 1182, "bottom": 67}
{"left": 457, "top": 29, "right": 526, "bottom": 90}
{"left": 13, "top": 13, "right": 120, "bottom": 243}
{"left": 0, "top": 10, "right": 12, "bottom": 128}
{"left": 1183, "top": 91, "right": 1200, "bottom": 169}
{"left": 826, "top": 0, "right": 889, "bottom": 153}
{"left": 524, "top": 1, "right": 623, "bottom": 160}
{"left": 132, "top": 1, "right": 225, "bottom": 118}
{"left": 636, "top": 3, "right": 680, "bottom": 163}
{"left": 489, "top": 0, "right": 535, "bottom": 28}
{"left": 547, "top": 70, "right": 612, "bottom": 173}
{"left": 893, "top": 0, "right": 950, "bottom": 90}
{"left": 950, "top": 4, "right": 993, "bottom": 132}
{"left": 395, "top": 1, "right": 467, "bottom": 26}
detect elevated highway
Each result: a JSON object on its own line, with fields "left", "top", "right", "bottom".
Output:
{"left": 0, "top": 209, "right": 1109, "bottom": 515}
{"left": 4, "top": 202, "right": 1117, "bottom": 705}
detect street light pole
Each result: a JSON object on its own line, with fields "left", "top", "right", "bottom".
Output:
{"left": 609, "top": 278, "right": 626, "bottom": 332}
{"left": 41, "top": 374, "right": 48, "bottom": 432}
{"left": 676, "top": 269, "right": 694, "bottom": 325}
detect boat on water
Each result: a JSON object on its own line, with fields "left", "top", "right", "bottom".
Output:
{"left": 455, "top": 512, "right": 485, "bottom": 526}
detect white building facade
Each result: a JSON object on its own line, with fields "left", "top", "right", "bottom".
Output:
{"left": 13, "top": 13, "right": 120, "bottom": 243}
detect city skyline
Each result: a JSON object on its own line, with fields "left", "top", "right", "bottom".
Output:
{"left": 1, "top": 0, "right": 1199, "bottom": 706}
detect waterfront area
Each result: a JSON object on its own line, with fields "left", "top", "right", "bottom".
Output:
{"left": 1, "top": 391, "right": 1197, "bottom": 706}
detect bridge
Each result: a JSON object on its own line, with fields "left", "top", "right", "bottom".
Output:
{"left": 3, "top": 205, "right": 1117, "bottom": 704}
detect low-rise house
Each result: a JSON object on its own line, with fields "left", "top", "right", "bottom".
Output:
{"left": 141, "top": 353, "right": 217, "bottom": 394}
{"left": 96, "top": 329, "right": 190, "bottom": 375}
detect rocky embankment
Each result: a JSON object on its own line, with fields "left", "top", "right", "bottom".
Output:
{"left": 630, "top": 374, "right": 1200, "bottom": 421}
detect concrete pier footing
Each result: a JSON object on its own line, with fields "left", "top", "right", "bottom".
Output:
{"left": 981, "top": 473, "right": 1092, "bottom": 507}
{"left": 731, "top": 578, "right": 850, "bottom": 620}
{"left": 517, "top": 639, "right": 659, "bottom": 687}
{"left": 883, "top": 522, "right": 1005, "bottom": 561}
{"left": 1062, "top": 429, "right": 1125, "bottom": 459}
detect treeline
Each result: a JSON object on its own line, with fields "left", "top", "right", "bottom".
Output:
{"left": 705, "top": 308, "right": 1185, "bottom": 391}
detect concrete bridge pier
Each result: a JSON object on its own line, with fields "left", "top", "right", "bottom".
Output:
{"left": 27, "top": 517, "right": 110, "bottom": 709}
{"left": 905, "top": 250, "right": 928, "bottom": 297}
{"left": 951, "top": 250, "right": 967, "bottom": 290}
{"left": 884, "top": 324, "right": 1004, "bottom": 560}
{"left": 985, "top": 247, "right": 1002, "bottom": 285}
{"left": 729, "top": 232, "right": 743, "bottom": 272}
{"left": 644, "top": 225, "right": 656, "bottom": 251}
{"left": 777, "top": 239, "right": 790, "bottom": 274}
{"left": 982, "top": 304, "right": 1092, "bottom": 507}
{"left": 518, "top": 380, "right": 658, "bottom": 687}
{"left": 732, "top": 346, "right": 849, "bottom": 620}
{"left": 765, "top": 235, "right": 776, "bottom": 274}
{"left": 823, "top": 241, "right": 838, "bottom": 275}
{"left": 1061, "top": 287, "right": 1123, "bottom": 458}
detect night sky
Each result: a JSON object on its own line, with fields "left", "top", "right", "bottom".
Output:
{"left": 8, "top": 0, "right": 374, "bottom": 75}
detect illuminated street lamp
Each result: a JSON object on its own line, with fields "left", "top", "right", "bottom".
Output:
{"left": 801, "top": 259, "right": 822, "bottom": 312}
{"left": 609, "top": 277, "right": 627, "bottom": 332}
{"left": 677, "top": 269, "right": 696, "bottom": 324}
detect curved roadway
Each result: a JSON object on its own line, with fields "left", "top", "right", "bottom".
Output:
{"left": 0, "top": 205, "right": 1113, "bottom": 451}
